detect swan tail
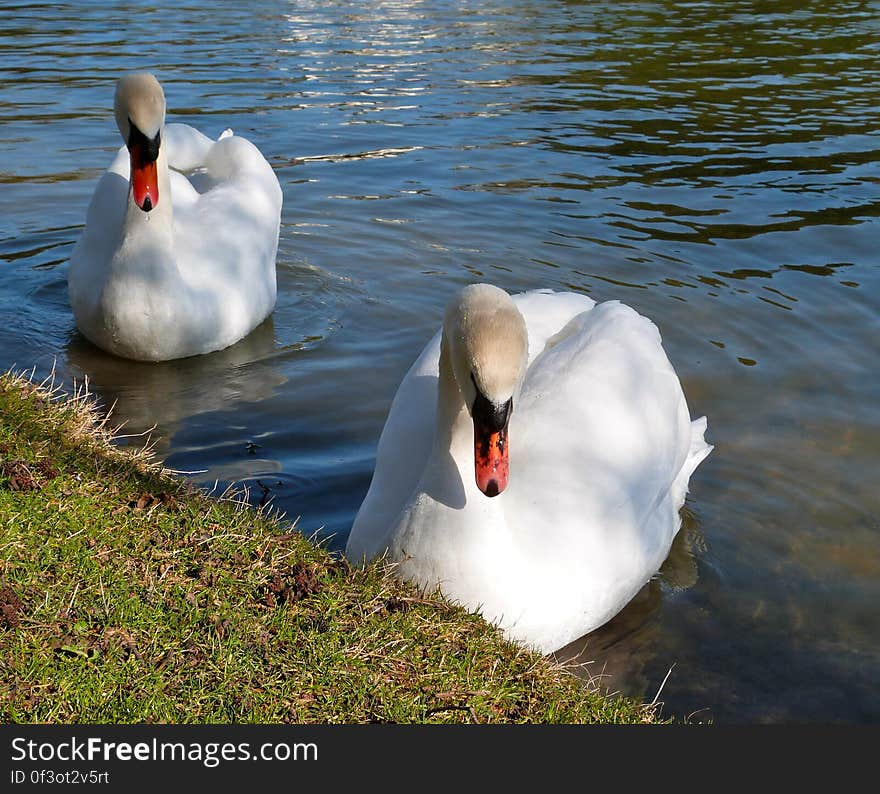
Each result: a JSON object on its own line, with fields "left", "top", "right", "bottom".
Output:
{"left": 685, "top": 415, "right": 713, "bottom": 481}
{"left": 670, "top": 416, "right": 712, "bottom": 512}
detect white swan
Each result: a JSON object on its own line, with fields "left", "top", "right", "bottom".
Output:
{"left": 346, "top": 284, "right": 712, "bottom": 653}
{"left": 68, "top": 73, "right": 282, "bottom": 361}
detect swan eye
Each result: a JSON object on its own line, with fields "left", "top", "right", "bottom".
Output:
{"left": 470, "top": 374, "right": 512, "bottom": 433}
{"left": 127, "top": 118, "right": 161, "bottom": 163}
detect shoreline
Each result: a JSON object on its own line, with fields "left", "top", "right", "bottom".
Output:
{"left": 0, "top": 370, "right": 655, "bottom": 724}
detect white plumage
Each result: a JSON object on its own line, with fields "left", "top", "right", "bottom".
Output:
{"left": 346, "top": 284, "right": 712, "bottom": 653}
{"left": 68, "top": 73, "right": 281, "bottom": 361}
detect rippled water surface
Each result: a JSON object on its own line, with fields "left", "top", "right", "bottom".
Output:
{"left": 2, "top": 1, "right": 878, "bottom": 723}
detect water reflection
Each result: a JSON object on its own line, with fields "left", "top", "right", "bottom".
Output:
{"left": 65, "top": 317, "right": 284, "bottom": 447}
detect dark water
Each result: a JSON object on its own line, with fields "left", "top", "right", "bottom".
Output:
{"left": 1, "top": 1, "right": 877, "bottom": 723}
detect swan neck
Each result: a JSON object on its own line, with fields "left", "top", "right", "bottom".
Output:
{"left": 434, "top": 332, "right": 472, "bottom": 457}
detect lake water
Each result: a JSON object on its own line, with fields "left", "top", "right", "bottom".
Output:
{"left": 1, "top": 0, "right": 877, "bottom": 723}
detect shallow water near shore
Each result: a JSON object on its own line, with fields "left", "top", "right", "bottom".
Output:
{"left": 1, "top": 0, "right": 878, "bottom": 723}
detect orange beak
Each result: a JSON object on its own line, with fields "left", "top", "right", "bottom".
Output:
{"left": 474, "top": 422, "right": 509, "bottom": 497}
{"left": 129, "top": 141, "right": 159, "bottom": 212}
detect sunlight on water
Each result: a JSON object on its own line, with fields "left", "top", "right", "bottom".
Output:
{"left": 1, "top": 0, "right": 878, "bottom": 723}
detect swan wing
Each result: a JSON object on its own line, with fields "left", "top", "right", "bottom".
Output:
{"left": 165, "top": 132, "right": 282, "bottom": 354}
{"left": 510, "top": 289, "right": 596, "bottom": 366}
{"left": 163, "top": 122, "right": 216, "bottom": 173}
{"left": 505, "top": 301, "right": 700, "bottom": 579}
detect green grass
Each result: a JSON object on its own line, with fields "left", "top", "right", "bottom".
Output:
{"left": 0, "top": 370, "right": 655, "bottom": 724}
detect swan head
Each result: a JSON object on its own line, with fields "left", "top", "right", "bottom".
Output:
{"left": 443, "top": 284, "right": 528, "bottom": 498}
{"left": 114, "top": 73, "right": 165, "bottom": 213}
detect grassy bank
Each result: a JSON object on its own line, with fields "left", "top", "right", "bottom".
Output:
{"left": 0, "top": 370, "right": 654, "bottom": 723}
